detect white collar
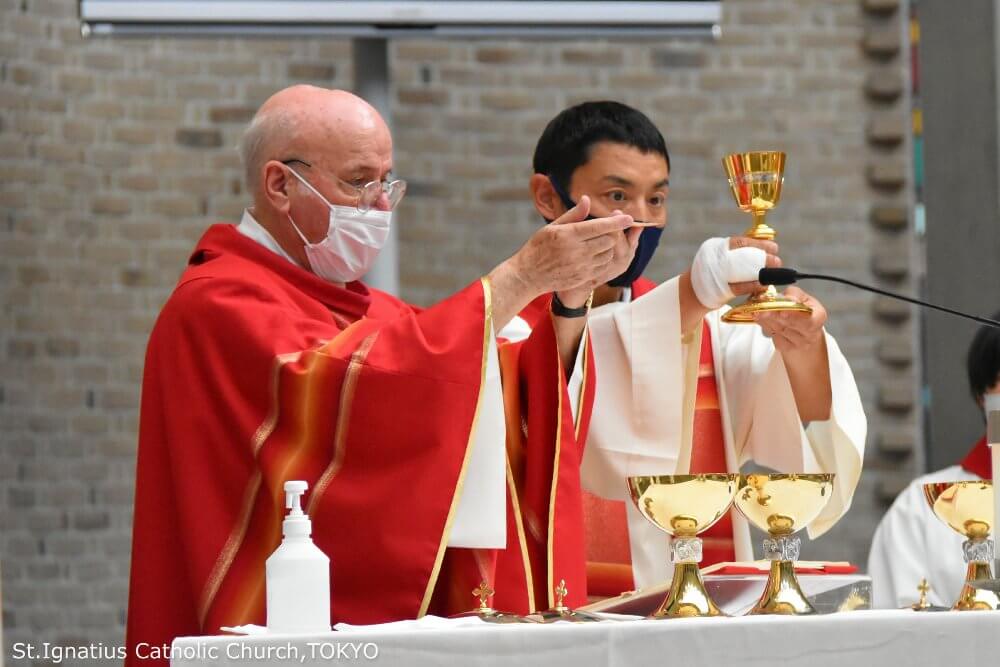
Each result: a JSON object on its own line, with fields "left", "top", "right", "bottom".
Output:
{"left": 236, "top": 209, "right": 301, "bottom": 267}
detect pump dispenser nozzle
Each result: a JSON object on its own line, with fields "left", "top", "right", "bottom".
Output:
{"left": 281, "top": 480, "right": 311, "bottom": 538}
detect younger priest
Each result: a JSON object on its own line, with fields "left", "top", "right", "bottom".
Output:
{"left": 503, "top": 101, "right": 867, "bottom": 601}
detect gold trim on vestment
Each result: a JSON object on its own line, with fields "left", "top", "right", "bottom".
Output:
{"left": 505, "top": 455, "right": 536, "bottom": 612}
{"left": 308, "top": 331, "right": 380, "bottom": 516}
{"left": 197, "top": 351, "right": 294, "bottom": 628}
{"left": 545, "top": 312, "right": 564, "bottom": 609}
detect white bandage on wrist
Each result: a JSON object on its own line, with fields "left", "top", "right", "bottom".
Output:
{"left": 690, "top": 237, "right": 767, "bottom": 310}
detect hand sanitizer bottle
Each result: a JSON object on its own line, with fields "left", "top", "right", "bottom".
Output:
{"left": 265, "top": 480, "right": 331, "bottom": 633}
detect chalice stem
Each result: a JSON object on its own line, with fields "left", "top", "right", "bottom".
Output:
{"left": 746, "top": 211, "right": 776, "bottom": 241}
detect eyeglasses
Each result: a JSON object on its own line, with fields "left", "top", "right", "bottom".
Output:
{"left": 280, "top": 159, "right": 407, "bottom": 213}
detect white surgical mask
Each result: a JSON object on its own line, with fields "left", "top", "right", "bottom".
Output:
{"left": 286, "top": 168, "right": 391, "bottom": 283}
{"left": 984, "top": 393, "right": 1000, "bottom": 418}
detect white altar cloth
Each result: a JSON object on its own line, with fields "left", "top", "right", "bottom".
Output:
{"left": 171, "top": 610, "right": 999, "bottom": 667}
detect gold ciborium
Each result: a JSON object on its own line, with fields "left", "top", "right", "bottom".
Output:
{"left": 923, "top": 481, "right": 999, "bottom": 610}
{"left": 627, "top": 474, "right": 738, "bottom": 618}
{"left": 721, "top": 151, "right": 812, "bottom": 324}
{"left": 733, "top": 473, "right": 834, "bottom": 615}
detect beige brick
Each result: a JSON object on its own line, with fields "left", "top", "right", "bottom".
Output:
{"left": 176, "top": 128, "right": 223, "bottom": 149}
{"left": 208, "top": 60, "right": 261, "bottom": 77}
{"left": 395, "top": 42, "right": 453, "bottom": 62}
{"left": 865, "top": 68, "right": 904, "bottom": 102}
{"left": 130, "top": 102, "right": 186, "bottom": 124}
{"left": 561, "top": 49, "right": 624, "bottom": 67}
{"left": 397, "top": 88, "right": 449, "bottom": 106}
{"left": 863, "top": 0, "right": 901, "bottom": 13}
{"left": 112, "top": 125, "right": 158, "bottom": 146}
{"left": 209, "top": 105, "right": 256, "bottom": 124}
{"left": 57, "top": 72, "right": 95, "bottom": 95}
{"left": 91, "top": 196, "right": 132, "bottom": 216}
{"left": 150, "top": 196, "right": 200, "bottom": 217}
{"left": 82, "top": 51, "right": 125, "bottom": 71}
{"left": 62, "top": 120, "right": 96, "bottom": 143}
{"left": 79, "top": 100, "right": 124, "bottom": 120}
{"left": 144, "top": 56, "right": 201, "bottom": 77}
{"left": 870, "top": 204, "right": 908, "bottom": 230}
{"left": 480, "top": 92, "right": 536, "bottom": 112}
{"left": 867, "top": 161, "right": 907, "bottom": 190}
{"left": 287, "top": 63, "right": 336, "bottom": 80}
{"left": 862, "top": 27, "right": 902, "bottom": 60}
{"left": 10, "top": 64, "right": 40, "bottom": 86}
{"left": 119, "top": 173, "right": 159, "bottom": 192}
{"left": 175, "top": 81, "right": 221, "bottom": 100}
{"left": 475, "top": 47, "right": 533, "bottom": 65}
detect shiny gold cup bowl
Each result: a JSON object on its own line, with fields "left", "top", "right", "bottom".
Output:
{"left": 923, "top": 481, "right": 999, "bottom": 611}
{"left": 627, "top": 474, "right": 738, "bottom": 618}
{"left": 721, "top": 151, "right": 812, "bottom": 324}
{"left": 733, "top": 473, "right": 835, "bottom": 615}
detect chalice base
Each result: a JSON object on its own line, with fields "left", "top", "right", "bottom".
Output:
{"left": 650, "top": 562, "right": 725, "bottom": 619}
{"left": 748, "top": 559, "right": 817, "bottom": 615}
{"left": 723, "top": 286, "right": 813, "bottom": 324}
{"left": 954, "top": 561, "right": 1000, "bottom": 611}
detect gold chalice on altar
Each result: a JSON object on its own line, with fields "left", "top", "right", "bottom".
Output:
{"left": 627, "top": 474, "right": 738, "bottom": 618}
{"left": 923, "top": 481, "right": 999, "bottom": 610}
{"left": 733, "top": 473, "right": 834, "bottom": 615}
{"left": 721, "top": 151, "right": 812, "bottom": 323}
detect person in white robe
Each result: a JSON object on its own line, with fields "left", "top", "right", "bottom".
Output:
{"left": 868, "top": 317, "right": 1000, "bottom": 608}
{"left": 502, "top": 101, "right": 868, "bottom": 590}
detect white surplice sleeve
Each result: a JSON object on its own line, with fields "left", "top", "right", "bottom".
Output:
{"left": 579, "top": 277, "right": 687, "bottom": 501}
{"left": 712, "top": 310, "right": 867, "bottom": 538}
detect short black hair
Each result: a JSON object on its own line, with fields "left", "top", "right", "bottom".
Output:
{"left": 532, "top": 101, "right": 670, "bottom": 190}
{"left": 966, "top": 311, "right": 1000, "bottom": 401}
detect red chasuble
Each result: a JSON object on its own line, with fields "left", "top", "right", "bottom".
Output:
{"left": 493, "top": 296, "right": 597, "bottom": 612}
{"left": 580, "top": 277, "right": 735, "bottom": 598}
{"left": 126, "top": 224, "right": 588, "bottom": 663}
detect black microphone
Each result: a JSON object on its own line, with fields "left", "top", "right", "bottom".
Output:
{"left": 758, "top": 268, "right": 1000, "bottom": 329}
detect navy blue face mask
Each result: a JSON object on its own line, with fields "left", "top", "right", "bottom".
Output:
{"left": 548, "top": 177, "right": 664, "bottom": 288}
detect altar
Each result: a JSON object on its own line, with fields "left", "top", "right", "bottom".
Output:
{"left": 171, "top": 610, "right": 1000, "bottom": 667}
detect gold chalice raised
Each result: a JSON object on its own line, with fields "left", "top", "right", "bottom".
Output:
{"left": 923, "top": 481, "right": 999, "bottom": 610}
{"left": 721, "top": 151, "right": 812, "bottom": 324}
{"left": 733, "top": 473, "right": 834, "bottom": 615}
{"left": 627, "top": 474, "right": 738, "bottom": 618}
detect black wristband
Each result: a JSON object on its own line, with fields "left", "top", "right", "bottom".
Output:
{"left": 551, "top": 292, "right": 590, "bottom": 318}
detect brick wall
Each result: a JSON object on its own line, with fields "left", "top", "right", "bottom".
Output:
{"left": 1, "top": 0, "right": 912, "bottom": 662}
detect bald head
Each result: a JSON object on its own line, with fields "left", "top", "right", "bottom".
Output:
{"left": 239, "top": 85, "right": 391, "bottom": 195}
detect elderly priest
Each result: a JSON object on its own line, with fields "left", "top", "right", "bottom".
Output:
{"left": 125, "top": 85, "right": 642, "bottom": 662}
